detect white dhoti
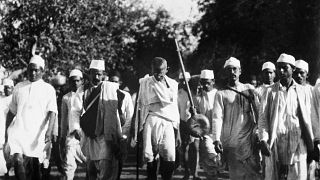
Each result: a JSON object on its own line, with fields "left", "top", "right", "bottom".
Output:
{"left": 143, "top": 114, "right": 175, "bottom": 162}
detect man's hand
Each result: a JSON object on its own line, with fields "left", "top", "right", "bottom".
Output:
{"left": 213, "top": 140, "right": 223, "bottom": 154}
{"left": 189, "top": 106, "right": 197, "bottom": 116}
{"left": 260, "top": 140, "right": 271, "bottom": 157}
{"left": 45, "top": 130, "right": 52, "bottom": 143}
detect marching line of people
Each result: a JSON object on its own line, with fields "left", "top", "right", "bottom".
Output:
{"left": 0, "top": 52, "right": 319, "bottom": 180}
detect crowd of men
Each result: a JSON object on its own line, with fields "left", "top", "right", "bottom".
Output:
{"left": 0, "top": 53, "right": 319, "bottom": 180}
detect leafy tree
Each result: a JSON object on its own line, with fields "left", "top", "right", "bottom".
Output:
{"left": 191, "top": 0, "right": 320, "bottom": 84}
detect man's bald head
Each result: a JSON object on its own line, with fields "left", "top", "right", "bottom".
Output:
{"left": 152, "top": 57, "right": 168, "bottom": 81}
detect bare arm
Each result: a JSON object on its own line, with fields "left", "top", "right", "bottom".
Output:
{"left": 45, "top": 111, "right": 57, "bottom": 143}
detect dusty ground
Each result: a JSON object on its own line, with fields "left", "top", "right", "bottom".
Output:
{"left": 48, "top": 147, "right": 230, "bottom": 180}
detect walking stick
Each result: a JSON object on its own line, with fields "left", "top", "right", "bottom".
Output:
{"left": 174, "top": 39, "right": 195, "bottom": 109}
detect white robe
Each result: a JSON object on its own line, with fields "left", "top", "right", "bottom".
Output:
{"left": 0, "top": 95, "right": 12, "bottom": 146}
{"left": 178, "top": 88, "right": 191, "bottom": 122}
{"left": 8, "top": 80, "right": 57, "bottom": 158}
{"left": 194, "top": 89, "right": 217, "bottom": 134}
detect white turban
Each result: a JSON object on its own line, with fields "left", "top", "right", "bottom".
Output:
{"left": 295, "top": 60, "right": 309, "bottom": 73}
{"left": 224, "top": 57, "right": 241, "bottom": 68}
{"left": 262, "top": 61, "right": 275, "bottom": 71}
{"left": 69, "top": 69, "right": 83, "bottom": 78}
{"left": 89, "top": 60, "right": 105, "bottom": 71}
{"left": 277, "top": 53, "right": 295, "bottom": 67}
{"left": 179, "top": 72, "right": 191, "bottom": 79}
{"left": 200, "top": 69, "right": 214, "bottom": 79}
{"left": 2, "top": 79, "right": 14, "bottom": 87}
{"left": 29, "top": 55, "right": 45, "bottom": 69}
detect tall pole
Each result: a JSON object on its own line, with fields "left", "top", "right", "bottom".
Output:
{"left": 175, "top": 39, "right": 194, "bottom": 108}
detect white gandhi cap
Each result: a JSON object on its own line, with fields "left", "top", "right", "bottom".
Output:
{"left": 69, "top": 69, "right": 83, "bottom": 78}
{"left": 89, "top": 60, "right": 105, "bottom": 71}
{"left": 29, "top": 55, "right": 45, "bottom": 69}
{"left": 224, "top": 57, "right": 241, "bottom": 68}
{"left": 262, "top": 62, "right": 275, "bottom": 71}
{"left": 200, "top": 69, "right": 214, "bottom": 79}
{"left": 295, "top": 60, "right": 309, "bottom": 73}
{"left": 179, "top": 72, "right": 191, "bottom": 79}
{"left": 2, "top": 79, "right": 14, "bottom": 87}
{"left": 277, "top": 53, "right": 295, "bottom": 66}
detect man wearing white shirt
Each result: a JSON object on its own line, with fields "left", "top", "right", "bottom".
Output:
{"left": 0, "top": 79, "right": 14, "bottom": 176}
{"left": 212, "top": 57, "right": 261, "bottom": 179}
{"left": 5, "top": 55, "right": 57, "bottom": 180}
{"left": 256, "top": 62, "right": 276, "bottom": 102}
{"left": 259, "top": 54, "right": 320, "bottom": 180}
{"left": 108, "top": 70, "right": 134, "bottom": 180}
{"left": 60, "top": 69, "right": 86, "bottom": 180}
{"left": 192, "top": 69, "right": 217, "bottom": 179}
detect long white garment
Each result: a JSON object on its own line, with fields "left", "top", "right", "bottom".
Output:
{"left": 7, "top": 80, "right": 57, "bottom": 158}
{"left": 61, "top": 89, "right": 84, "bottom": 137}
{"left": 212, "top": 83, "right": 256, "bottom": 155}
{"left": 212, "top": 83, "right": 261, "bottom": 179}
{"left": 143, "top": 115, "right": 176, "bottom": 162}
{"left": 120, "top": 90, "right": 134, "bottom": 137}
{"left": 0, "top": 95, "right": 12, "bottom": 146}
{"left": 194, "top": 89, "right": 217, "bottom": 134}
{"left": 256, "top": 84, "right": 272, "bottom": 104}
{"left": 178, "top": 88, "right": 191, "bottom": 122}
{"left": 259, "top": 81, "right": 312, "bottom": 180}
{"left": 136, "top": 76, "right": 179, "bottom": 162}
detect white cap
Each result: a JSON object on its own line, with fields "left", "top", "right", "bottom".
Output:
{"left": 89, "top": 60, "right": 105, "bottom": 71}
{"left": 262, "top": 62, "right": 276, "bottom": 71}
{"left": 2, "top": 79, "right": 14, "bottom": 87}
{"left": 179, "top": 72, "right": 191, "bottom": 79}
{"left": 69, "top": 69, "right": 83, "bottom": 78}
{"left": 224, "top": 57, "right": 241, "bottom": 68}
{"left": 295, "top": 60, "right": 309, "bottom": 73}
{"left": 200, "top": 69, "right": 214, "bottom": 79}
{"left": 277, "top": 53, "right": 295, "bottom": 66}
{"left": 29, "top": 55, "right": 45, "bottom": 69}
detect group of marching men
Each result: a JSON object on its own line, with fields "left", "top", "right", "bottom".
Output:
{"left": 176, "top": 53, "right": 320, "bottom": 180}
{"left": 0, "top": 52, "right": 319, "bottom": 180}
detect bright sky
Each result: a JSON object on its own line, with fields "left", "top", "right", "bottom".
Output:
{"left": 141, "top": 0, "right": 200, "bottom": 22}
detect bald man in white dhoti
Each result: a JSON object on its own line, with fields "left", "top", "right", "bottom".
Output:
{"left": 132, "top": 57, "right": 180, "bottom": 180}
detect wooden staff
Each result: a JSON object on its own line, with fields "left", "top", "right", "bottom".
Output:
{"left": 174, "top": 39, "right": 195, "bottom": 109}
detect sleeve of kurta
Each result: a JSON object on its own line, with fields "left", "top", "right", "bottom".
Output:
{"left": 9, "top": 86, "right": 18, "bottom": 115}
{"left": 212, "top": 91, "right": 223, "bottom": 142}
{"left": 311, "top": 85, "right": 320, "bottom": 142}
{"left": 122, "top": 93, "right": 134, "bottom": 137}
{"left": 47, "top": 87, "right": 58, "bottom": 114}
{"left": 60, "top": 96, "right": 69, "bottom": 138}
{"left": 53, "top": 114, "right": 59, "bottom": 136}
{"left": 258, "top": 88, "right": 270, "bottom": 142}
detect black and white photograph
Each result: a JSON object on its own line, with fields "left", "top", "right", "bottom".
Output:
{"left": 1, "top": 0, "right": 320, "bottom": 179}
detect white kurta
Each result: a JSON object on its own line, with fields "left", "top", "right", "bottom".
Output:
{"left": 120, "top": 90, "right": 134, "bottom": 137}
{"left": 61, "top": 88, "right": 84, "bottom": 137}
{"left": 194, "top": 89, "right": 217, "bottom": 134}
{"left": 0, "top": 95, "right": 12, "bottom": 146}
{"left": 7, "top": 80, "right": 57, "bottom": 158}
{"left": 212, "top": 83, "right": 261, "bottom": 180}
{"left": 178, "top": 88, "right": 191, "bottom": 122}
